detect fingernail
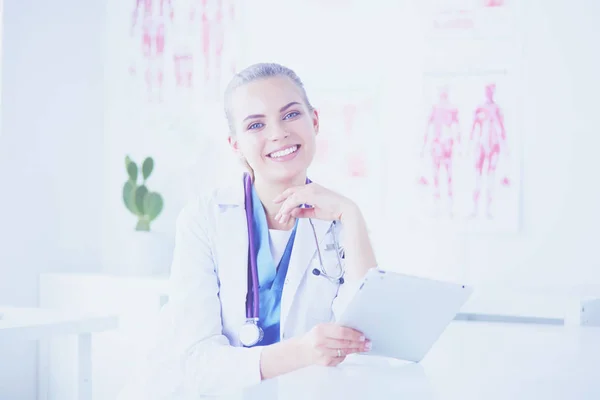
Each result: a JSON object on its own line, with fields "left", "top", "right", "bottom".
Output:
{"left": 365, "top": 342, "right": 372, "bottom": 350}
{"left": 359, "top": 336, "right": 365, "bottom": 342}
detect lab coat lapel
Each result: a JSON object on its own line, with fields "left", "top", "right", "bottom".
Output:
{"left": 215, "top": 179, "right": 248, "bottom": 334}
{"left": 280, "top": 217, "right": 332, "bottom": 331}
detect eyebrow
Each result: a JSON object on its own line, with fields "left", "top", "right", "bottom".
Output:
{"left": 242, "top": 102, "right": 301, "bottom": 122}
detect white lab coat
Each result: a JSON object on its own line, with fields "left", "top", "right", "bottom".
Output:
{"left": 118, "top": 175, "right": 361, "bottom": 399}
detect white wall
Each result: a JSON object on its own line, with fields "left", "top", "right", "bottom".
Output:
{"left": 370, "top": 0, "right": 600, "bottom": 290}
{"left": 0, "top": 0, "right": 105, "bottom": 397}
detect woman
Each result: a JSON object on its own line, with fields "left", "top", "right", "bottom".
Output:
{"left": 120, "top": 63, "right": 378, "bottom": 398}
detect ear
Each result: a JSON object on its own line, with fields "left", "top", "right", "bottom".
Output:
{"left": 228, "top": 136, "right": 241, "bottom": 155}
{"left": 312, "top": 109, "right": 320, "bottom": 136}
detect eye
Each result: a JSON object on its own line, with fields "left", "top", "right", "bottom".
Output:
{"left": 247, "top": 122, "right": 264, "bottom": 130}
{"left": 283, "top": 111, "right": 300, "bottom": 120}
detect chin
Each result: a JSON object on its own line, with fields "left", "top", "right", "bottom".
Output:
{"left": 274, "top": 169, "right": 306, "bottom": 182}
{"left": 263, "top": 165, "right": 308, "bottom": 184}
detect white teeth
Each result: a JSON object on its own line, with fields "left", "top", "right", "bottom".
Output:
{"left": 270, "top": 145, "right": 298, "bottom": 158}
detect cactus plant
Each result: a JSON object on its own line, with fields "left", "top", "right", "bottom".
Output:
{"left": 123, "top": 155, "right": 164, "bottom": 231}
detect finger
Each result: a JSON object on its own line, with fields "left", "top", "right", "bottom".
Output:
{"left": 275, "top": 201, "right": 299, "bottom": 223}
{"left": 323, "top": 347, "right": 348, "bottom": 358}
{"left": 290, "top": 207, "right": 315, "bottom": 219}
{"left": 321, "top": 337, "right": 371, "bottom": 352}
{"left": 276, "top": 195, "right": 308, "bottom": 223}
{"left": 324, "top": 325, "right": 366, "bottom": 343}
{"left": 274, "top": 189, "right": 306, "bottom": 217}
{"left": 279, "top": 195, "right": 302, "bottom": 214}
{"left": 273, "top": 187, "right": 300, "bottom": 204}
{"left": 319, "top": 346, "right": 363, "bottom": 359}
{"left": 325, "top": 357, "right": 346, "bottom": 367}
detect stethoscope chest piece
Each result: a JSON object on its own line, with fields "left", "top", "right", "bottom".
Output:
{"left": 239, "top": 319, "right": 264, "bottom": 347}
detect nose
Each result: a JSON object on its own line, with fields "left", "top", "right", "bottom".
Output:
{"left": 268, "top": 124, "right": 290, "bottom": 141}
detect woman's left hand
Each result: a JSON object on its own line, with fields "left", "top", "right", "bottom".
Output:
{"left": 273, "top": 183, "right": 356, "bottom": 224}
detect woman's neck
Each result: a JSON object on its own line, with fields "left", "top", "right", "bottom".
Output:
{"left": 253, "top": 173, "right": 307, "bottom": 230}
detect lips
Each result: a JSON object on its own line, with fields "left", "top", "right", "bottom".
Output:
{"left": 267, "top": 145, "right": 301, "bottom": 159}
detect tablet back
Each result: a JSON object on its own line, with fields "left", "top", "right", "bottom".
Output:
{"left": 337, "top": 269, "right": 473, "bottom": 362}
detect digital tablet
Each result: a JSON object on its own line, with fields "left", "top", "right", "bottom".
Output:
{"left": 337, "top": 268, "right": 473, "bottom": 362}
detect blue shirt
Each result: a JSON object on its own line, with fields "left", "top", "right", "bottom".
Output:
{"left": 250, "top": 184, "right": 297, "bottom": 346}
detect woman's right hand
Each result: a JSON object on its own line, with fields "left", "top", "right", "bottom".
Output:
{"left": 298, "top": 323, "right": 371, "bottom": 367}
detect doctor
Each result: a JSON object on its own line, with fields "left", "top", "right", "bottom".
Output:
{"left": 120, "top": 62, "right": 378, "bottom": 398}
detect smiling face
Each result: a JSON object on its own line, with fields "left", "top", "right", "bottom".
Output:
{"left": 228, "top": 76, "right": 319, "bottom": 184}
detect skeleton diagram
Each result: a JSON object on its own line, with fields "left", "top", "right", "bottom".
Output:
{"left": 130, "top": 0, "right": 174, "bottom": 103}
{"left": 469, "top": 83, "right": 509, "bottom": 219}
{"left": 171, "top": 0, "right": 200, "bottom": 89}
{"left": 421, "top": 86, "right": 461, "bottom": 216}
{"left": 199, "top": 0, "right": 228, "bottom": 98}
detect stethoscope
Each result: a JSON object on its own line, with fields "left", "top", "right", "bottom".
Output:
{"left": 239, "top": 173, "right": 345, "bottom": 347}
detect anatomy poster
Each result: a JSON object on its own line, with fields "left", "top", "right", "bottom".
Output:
{"left": 105, "top": 0, "right": 244, "bottom": 161}
{"left": 121, "top": 0, "right": 242, "bottom": 104}
{"left": 104, "top": 0, "right": 244, "bottom": 186}
{"left": 412, "top": 69, "right": 521, "bottom": 233}
{"left": 408, "top": 0, "right": 523, "bottom": 234}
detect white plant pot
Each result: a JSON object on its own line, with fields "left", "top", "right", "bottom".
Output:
{"left": 117, "top": 230, "right": 174, "bottom": 276}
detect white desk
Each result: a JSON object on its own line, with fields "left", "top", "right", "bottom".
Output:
{"left": 216, "top": 321, "right": 600, "bottom": 400}
{"left": 38, "top": 273, "right": 600, "bottom": 399}
{"left": 457, "top": 284, "right": 600, "bottom": 325}
{"left": 0, "top": 307, "right": 119, "bottom": 400}
{"left": 39, "top": 273, "right": 170, "bottom": 400}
